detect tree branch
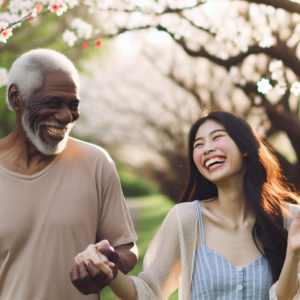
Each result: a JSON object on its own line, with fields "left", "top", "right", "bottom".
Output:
{"left": 169, "top": 34, "right": 300, "bottom": 76}
{"left": 242, "top": 0, "right": 300, "bottom": 15}
{"left": 241, "top": 82, "right": 300, "bottom": 139}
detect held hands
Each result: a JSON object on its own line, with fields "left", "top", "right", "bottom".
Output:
{"left": 288, "top": 210, "right": 300, "bottom": 261}
{"left": 70, "top": 240, "right": 119, "bottom": 295}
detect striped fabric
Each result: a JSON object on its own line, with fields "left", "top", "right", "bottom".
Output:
{"left": 191, "top": 201, "right": 273, "bottom": 300}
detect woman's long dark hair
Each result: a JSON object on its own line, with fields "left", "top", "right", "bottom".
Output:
{"left": 179, "top": 111, "right": 299, "bottom": 282}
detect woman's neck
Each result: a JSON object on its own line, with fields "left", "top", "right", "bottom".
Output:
{"left": 213, "top": 177, "right": 254, "bottom": 226}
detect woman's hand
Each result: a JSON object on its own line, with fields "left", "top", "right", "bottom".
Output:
{"left": 75, "top": 240, "right": 115, "bottom": 279}
{"left": 288, "top": 210, "right": 300, "bottom": 260}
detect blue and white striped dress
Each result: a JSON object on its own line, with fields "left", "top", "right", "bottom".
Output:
{"left": 191, "top": 201, "right": 273, "bottom": 300}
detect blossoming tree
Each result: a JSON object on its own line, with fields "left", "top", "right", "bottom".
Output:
{"left": 2, "top": 0, "right": 300, "bottom": 197}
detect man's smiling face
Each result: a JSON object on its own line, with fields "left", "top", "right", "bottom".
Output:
{"left": 21, "top": 71, "right": 80, "bottom": 155}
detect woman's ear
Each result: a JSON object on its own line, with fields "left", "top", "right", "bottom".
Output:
{"left": 243, "top": 152, "right": 248, "bottom": 157}
{"left": 8, "top": 84, "right": 21, "bottom": 111}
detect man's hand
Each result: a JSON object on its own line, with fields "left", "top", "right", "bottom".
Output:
{"left": 70, "top": 241, "right": 119, "bottom": 295}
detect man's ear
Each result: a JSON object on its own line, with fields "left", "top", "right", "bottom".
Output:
{"left": 8, "top": 84, "right": 22, "bottom": 111}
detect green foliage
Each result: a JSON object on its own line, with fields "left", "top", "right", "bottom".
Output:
{"left": 0, "top": 86, "right": 15, "bottom": 138}
{"left": 118, "top": 170, "right": 159, "bottom": 198}
{"left": 100, "top": 195, "right": 178, "bottom": 300}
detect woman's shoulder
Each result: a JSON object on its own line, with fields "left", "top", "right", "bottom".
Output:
{"left": 174, "top": 201, "right": 197, "bottom": 214}
{"left": 286, "top": 202, "right": 300, "bottom": 216}
{"left": 284, "top": 203, "right": 300, "bottom": 230}
{"left": 171, "top": 201, "right": 198, "bottom": 226}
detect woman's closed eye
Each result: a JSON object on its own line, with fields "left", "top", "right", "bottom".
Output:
{"left": 213, "top": 135, "right": 224, "bottom": 141}
{"left": 194, "top": 142, "right": 204, "bottom": 148}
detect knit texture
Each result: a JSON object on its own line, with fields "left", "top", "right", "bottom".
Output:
{"left": 129, "top": 202, "right": 300, "bottom": 300}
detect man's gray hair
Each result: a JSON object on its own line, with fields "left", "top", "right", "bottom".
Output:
{"left": 6, "top": 49, "right": 79, "bottom": 109}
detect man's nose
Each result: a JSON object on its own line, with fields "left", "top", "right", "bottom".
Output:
{"left": 55, "top": 106, "right": 74, "bottom": 125}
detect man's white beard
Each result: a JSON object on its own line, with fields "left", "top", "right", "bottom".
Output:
{"left": 21, "top": 110, "right": 74, "bottom": 156}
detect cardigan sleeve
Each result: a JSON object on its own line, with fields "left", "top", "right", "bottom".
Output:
{"left": 269, "top": 203, "right": 300, "bottom": 300}
{"left": 129, "top": 202, "right": 198, "bottom": 300}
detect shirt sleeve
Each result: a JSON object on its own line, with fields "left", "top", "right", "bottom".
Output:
{"left": 269, "top": 276, "right": 300, "bottom": 300}
{"left": 129, "top": 203, "right": 198, "bottom": 300}
{"left": 96, "top": 160, "right": 137, "bottom": 247}
{"left": 269, "top": 203, "right": 300, "bottom": 300}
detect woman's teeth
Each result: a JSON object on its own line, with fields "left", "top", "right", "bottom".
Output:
{"left": 205, "top": 157, "right": 226, "bottom": 170}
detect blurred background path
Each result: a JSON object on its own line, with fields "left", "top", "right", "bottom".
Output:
{"left": 126, "top": 198, "right": 141, "bottom": 232}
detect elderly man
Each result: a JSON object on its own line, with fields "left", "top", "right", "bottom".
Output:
{"left": 0, "top": 49, "right": 138, "bottom": 300}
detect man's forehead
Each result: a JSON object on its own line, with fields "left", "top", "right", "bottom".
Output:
{"left": 41, "top": 71, "right": 80, "bottom": 93}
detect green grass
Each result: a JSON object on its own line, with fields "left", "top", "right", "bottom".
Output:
{"left": 100, "top": 195, "right": 178, "bottom": 300}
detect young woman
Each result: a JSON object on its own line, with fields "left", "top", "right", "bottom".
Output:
{"left": 76, "top": 111, "right": 300, "bottom": 300}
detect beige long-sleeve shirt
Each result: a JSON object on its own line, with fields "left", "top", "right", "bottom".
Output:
{"left": 129, "top": 201, "right": 300, "bottom": 300}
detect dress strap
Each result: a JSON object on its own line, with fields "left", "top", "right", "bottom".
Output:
{"left": 195, "top": 200, "right": 205, "bottom": 246}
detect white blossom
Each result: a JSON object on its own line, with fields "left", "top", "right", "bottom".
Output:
{"left": 275, "top": 84, "right": 287, "bottom": 95}
{"left": 259, "top": 36, "right": 275, "bottom": 48}
{"left": 271, "top": 69, "right": 283, "bottom": 81}
{"left": 0, "top": 67, "right": 8, "bottom": 87}
{"left": 83, "top": 0, "right": 94, "bottom": 6}
{"left": 269, "top": 60, "right": 283, "bottom": 72}
{"left": 31, "top": 8, "right": 37, "bottom": 18}
{"left": 0, "top": 12, "right": 21, "bottom": 28}
{"left": 71, "top": 18, "right": 93, "bottom": 39}
{"left": 62, "top": 29, "right": 77, "bottom": 46}
{"left": 229, "top": 66, "right": 239, "bottom": 79}
{"left": 65, "top": 0, "right": 79, "bottom": 9}
{"left": 290, "top": 81, "right": 300, "bottom": 96}
{"left": 257, "top": 78, "right": 272, "bottom": 94}
{"left": 7, "top": 0, "right": 33, "bottom": 14}
{"left": 39, "top": 0, "right": 49, "bottom": 5}
{"left": 88, "top": 7, "right": 95, "bottom": 14}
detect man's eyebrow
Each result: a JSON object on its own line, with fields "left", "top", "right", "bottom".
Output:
{"left": 42, "top": 95, "right": 63, "bottom": 102}
{"left": 194, "top": 129, "right": 226, "bottom": 143}
{"left": 42, "top": 95, "right": 80, "bottom": 102}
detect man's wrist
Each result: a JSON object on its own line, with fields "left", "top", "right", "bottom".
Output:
{"left": 116, "top": 249, "right": 137, "bottom": 275}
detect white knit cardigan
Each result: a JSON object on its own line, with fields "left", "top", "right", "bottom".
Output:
{"left": 129, "top": 201, "right": 300, "bottom": 300}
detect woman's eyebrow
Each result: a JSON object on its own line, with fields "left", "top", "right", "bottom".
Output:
{"left": 194, "top": 129, "right": 226, "bottom": 143}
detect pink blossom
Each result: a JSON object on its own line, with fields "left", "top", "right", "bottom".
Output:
{"left": 48, "top": 0, "right": 68, "bottom": 16}
{"left": 0, "top": 21, "right": 12, "bottom": 43}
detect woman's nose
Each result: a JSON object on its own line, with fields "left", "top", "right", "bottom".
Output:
{"left": 203, "top": 142, "right": 216, "bottom": 155}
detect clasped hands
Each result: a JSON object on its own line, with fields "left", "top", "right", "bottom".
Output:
{"left": 70, "top": 240, "right": 119, "bottom": 295}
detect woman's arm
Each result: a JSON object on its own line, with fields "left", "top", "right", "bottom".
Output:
{"left": 275, "top": 250, "right": 299, "bottom": 300}
{"left": 109, "top": 270, "right": 137, "bottom": 300}
{"left": 75, "top": 204, "right": 197, "bottom": 300}
{"left": 275, "top": 210, "right": 300, "bottom": 300}
{"left": 75, "top": 241, "right": 138, "bottom": 299}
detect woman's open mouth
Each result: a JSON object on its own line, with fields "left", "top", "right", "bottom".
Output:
{"left": 204, "top": 156, "right": 226, "bottom": 172}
